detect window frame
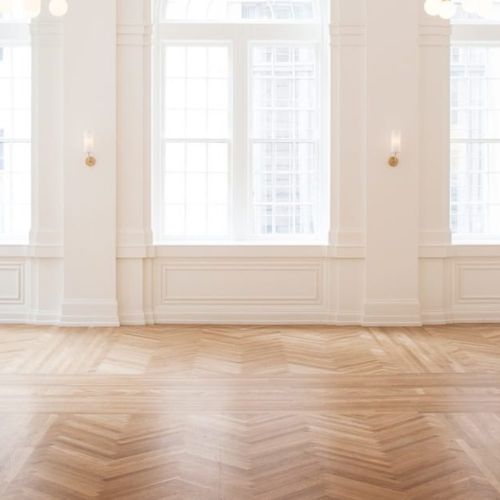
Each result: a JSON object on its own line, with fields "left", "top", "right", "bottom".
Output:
{"left": 451, "top": 18, "right": 500, "bottom": 244}
{"left": 0, "top": 19, "right": 31, "bottom": 244}
{"left": 152, "top": 6, "right": 330, "bottom": 245}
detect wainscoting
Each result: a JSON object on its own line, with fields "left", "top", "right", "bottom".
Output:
{"left": 3, "top": 247, "right": 499, "bottom": 326}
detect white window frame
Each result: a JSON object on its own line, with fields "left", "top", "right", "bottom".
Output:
{"left": 451, "top": 21, "right": 500, "bottom": 244}
{"left": 0, "top": 19, "right": 31, "bottom": 244}
{"left": 152, "top": 6, "right": 330, "bottom": 245}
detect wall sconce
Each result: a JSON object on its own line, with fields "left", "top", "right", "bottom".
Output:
{"left": 83, "top": 131, "right": 96, "bottom": 167}
{"left": 388, "top": 131, "right": 401, "bottom": 167}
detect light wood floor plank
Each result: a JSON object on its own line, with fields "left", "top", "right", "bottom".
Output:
{"left": 1, "top": 324, "right": 500, "bottom": 499}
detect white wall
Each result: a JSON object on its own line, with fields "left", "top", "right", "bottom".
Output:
{"left": 1, "top": 0, "right": 499, "bottom": 327}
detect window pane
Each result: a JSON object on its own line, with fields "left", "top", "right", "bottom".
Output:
{"left": 451, "top": 46, "right": 500, "bottom": 140}
{"left": 250, "top": 45, "right": 319, "bottom": 237}
{"left": 161, "top": 0, "right": 318, "bottom": 22}
{"left": 0, "top": 45, "right": 31, "bottom": 243}
{"left": 451, "top": 45, "right": 500, "bottom": 241}
{"left": 161, "top": 45, "right": 231, "bottom": 240}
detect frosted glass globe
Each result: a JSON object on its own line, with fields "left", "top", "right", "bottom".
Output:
{"left": 22, "top": 0, "right": 41, "bottom": 18}
{"left": 0, "top": 0, "right": 12, "bottom": 15}
{"left": 424, "top": 0, "right": 441, "bottom": 16}
{"left": 49, "top": 0, "right": 68, "bottom": 17}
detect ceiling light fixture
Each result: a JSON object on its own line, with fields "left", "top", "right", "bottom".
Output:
{"left": 424, "top": 0, "right": 494, "bottom": 19}
{"left": 0, "top": 0, "right": 69, "bottom": 19}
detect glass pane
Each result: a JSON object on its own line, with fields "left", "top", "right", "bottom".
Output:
{"left": 451, "top": 143, "right": 500, "bottom": 240}
{"left": 161, "top": 0, "right": 319, "bottom": 22}
{"left": 0, "top": 45, "right": 31, "bottom": 243}
{"left": 451, "top": 45, "right": 500, "bottom": 241}
{"left": 164, "top": 46, "right": 230, "bottom": 141}
{"left": 250, "top": 45, "right": 319, "bottom": 237}
{"left": 161, "top": 45, "right": 231, "bottom": 240}
{"left": 451, "top": 46, "right": 500, "bottom": 140}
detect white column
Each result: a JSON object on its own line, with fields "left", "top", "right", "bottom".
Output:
{"left": 419, "top": 15, "right": 451, "bottom": 248}
{"left": 60, "top": 0, "right": 118, "bottom": 326}
{"left": 116, "top": 0, "right": 154, "bottom": 325}
{"left": 327, "top": 0, "right": 367, "bottom": 323}
{"left": 29, "top": 12, "right": 64, "bottom": 323}
{"left": 363, "top": 0, "right": 421, "bottom": 325}
{"left": 330, "top": 0, "right": 367, "bottom": 250}
{"left": 418, "top": 13, "right": 452, "bottom": 323}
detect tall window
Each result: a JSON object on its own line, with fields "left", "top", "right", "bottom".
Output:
{"left": 451, "top": 1, "right": 500, "bottom": 242}
{"left": 153, "top": 0, "right": 329, "bottom": 243}
{"left": 0, "top": 14, "right": 31, "bottom": 243}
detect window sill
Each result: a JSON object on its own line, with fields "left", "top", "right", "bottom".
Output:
{"left": 420, "top": 242, "right": 500, "bottom": 258}
{"left": 152, "top": 243, "right": 367, "bottom": 259}
{"left": 452, "top": 241, "right": 500, "bottom": 257}
{"left": 0, "top": 245, "right": 30, "bottom": 258}
{"left": 154, "top": 242, "right": 329, "bottom": 259}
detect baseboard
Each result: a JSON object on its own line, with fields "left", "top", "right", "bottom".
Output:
{"left": 27, "top": 310, "right": 61, "bottom": 325}
{"left": 420, "top": 310, "right": 450, "bottom": 325}
{"left": 152, "top": 309, "right": 333, "bottom": 325}
{"left": 0, "top": 312, "right": 30, "bottom": 324}
{"left": 362, "top": 300, "right": 422, "bottom": 326}
{"left": 119, "top": 311, "right": 155, "bottom": 326}
{"left": 2, "top": 305, "right": 499, "bottom": 328}
{"left": 59, "top": 299, "right": 120, "bottom": 327}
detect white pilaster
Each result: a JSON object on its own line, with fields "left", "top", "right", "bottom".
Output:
{"left": 363, "top": 0, "right": 422, "bottom": 325}
{"left": 28, "top": 12, "right": 64, "bottom": 323}
{"left": 60, "top": 0, "right": 118, "bottom": 326}
{"left": 116, "top": 0, "right": 154, "bottom": 325}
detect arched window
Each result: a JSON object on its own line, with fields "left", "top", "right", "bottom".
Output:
{"left": 161, "top": 0, "right": 319, "bottom": 22}
{"left": 450, "top": 1, "right": 500, "bottom": 242}
{"left": 0, "top": 12, "right": 31, "bottom": 243}
{"left": 153, "top": 0, "right": 330, "bottom": 242}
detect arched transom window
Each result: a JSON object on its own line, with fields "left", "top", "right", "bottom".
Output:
{"left": 161, "top": 0, "right": 320, "bottom": 22}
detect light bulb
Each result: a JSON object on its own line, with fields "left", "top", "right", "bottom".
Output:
{"left": 438, "top": 0, "right": 457, "bottom": 19}
{"left": 0, "top": 0, "right": 12, "bottom": 15}
{"left": 21, "top": 0, "right": 41, "bottom": 18}
{"left": 424, "top": 0, "right": 441, "bottom": 16}
{"left": 49, "top": 0, "right": 68, "bottom": 16}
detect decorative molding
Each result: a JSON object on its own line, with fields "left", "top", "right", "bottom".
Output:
{"left": 331, "top": 25, "right": 366, "bottom": 47}
{"left": 117, "top": 230, "right": 154, "bottom": 259}
{"left": 418, "top": 24, "right": 451, "bottom": 47}
{"left": 29, "top": 245, "right": 64, "bottom": 259}
{"left": 30, "top": 20, "right": 63, "bottom": 46}
{"left": 159, "top": 260, "right": 324, "bottom": 306}
{"left": 0, "top": 264, "right": 24, "bottom": 304}
{"left": 455, "top": 261, "right": 500, "bottom": 304}
{"left": 117, "top": 24, "right": 152, "bottom": 47}
{"left": 419, "top": 244, "right": 500, "bottom": 259}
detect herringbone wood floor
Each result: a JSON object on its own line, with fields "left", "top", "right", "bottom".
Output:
{"left": 1, "top": 325, "right": 500, "bottom": 499}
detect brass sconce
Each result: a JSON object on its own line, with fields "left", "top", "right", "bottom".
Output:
{"left": 388, "top": 131, "right": 401, "bottom": 168}
{"left": 83, "top": 131, "right": 96, "bottom": 167}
